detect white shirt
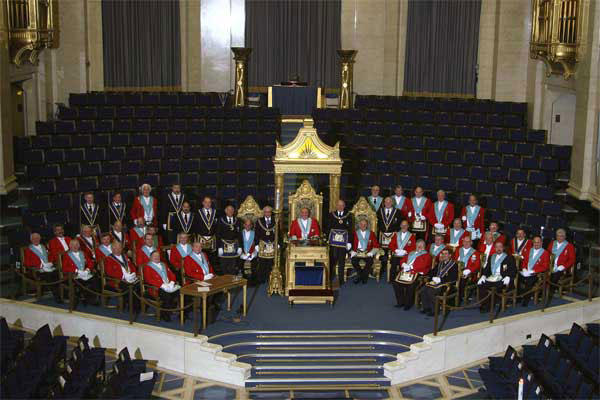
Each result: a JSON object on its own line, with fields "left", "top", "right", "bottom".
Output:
{"left": 114, "top": 254, "right": 130, "bottom": 276}
{"left": 113, "top": 231, "right": 123, "bottom": 240}
{"left": 433, "top": 245, "right": 442, "bottom": 253}
{"left": 394, "top": 195, "right": 403, "bottom": 204}
{"left": 468, "top": 205, "right": 476, "bottom": 213}
{"left": 71, "top": 251, "right": 82, "bottom": 262}
{"left": 385, "top": 207, "right": 392, "bottom": 216}
{"left": 516, "top": 239, "right": 524, "bottom": 253}
{"left": 172, "top": 193, "right": 180, "bottom": 202}
{"left": 57, "top": 237, "right": 69, "bottom": 251}
{"left": 82, "top": 236, "right": 94, "bottom": 246}
{"left": 437, "top": 202, "right": 444, "bottom": 212}
{"left": 265, "top": 217, "right": 271, "bottom": 224}
{"left": 243, "top": 230, "right": 252, "bottom": 241}
{"left": 400, "top": 231, "right": 408, "bottom": 242}
{"left": 451, "top": 229, "right": 462, "bottom": 244}
{"left": 182, "top": 212, "right": 191, "bottom": 222}
{"left": 358, "top": 230, "right": 368, "bottom": 251}
{"left": 102, "top": 245, "right": 112, "bottom": 254}
{"left": 415, "top": 197, "right": 423, "bottom": 207}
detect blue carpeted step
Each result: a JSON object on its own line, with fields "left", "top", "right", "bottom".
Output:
{"left": 238, "top": 353, "right": 397, "bottom": 366}
{"left": 245, "top": 377, "right": 391, "bottom": 388}
{"left": 222, "top": 341, "right": 408, "bottom": 356}
{"left": 251, "top": 365, "right": 385, "bottom": 379}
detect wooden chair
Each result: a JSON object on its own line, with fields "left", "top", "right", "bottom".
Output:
{"left": 343, "top": 197, "right": 383, "bottom": 282}
{"left": 499, "top": 255, "right": 521, "bottom": 312}
{"left": 553, "top": 254, "right": 576, "bottom": 298}
{"left": 98, "top": 258, "right": 124, "bottom": 312}
{"left": 414, "top": 258, "right": 438, "bottom": 309}
{"left": 438, "top": 262, "right": 464, "bottom": 315}
{"left": 139, "top": 264, "right": 162, "bottom": 321}
{"left": 463, "top": 253, "right": 486, "bottom": 304}
{"left": 19, "top": 246, "right": 44, "bottom": 299}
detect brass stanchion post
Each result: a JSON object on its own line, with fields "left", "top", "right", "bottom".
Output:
{"left": 268, "top": 173, "right": 285, "bottom": 296}
{"left": 337, "top": 50, "right": 357, "bottom": 109}
{"left": 231, "top": 47, "right": 252, "bottom": 107}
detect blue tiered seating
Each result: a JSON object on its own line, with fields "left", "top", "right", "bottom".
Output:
{"left": 312, "top": 95, "right": 571, "bottom": 238}
{"left": 17, "top": 92, "right": 280, "bottom": 230}
{"left": 481, "top": 324, "right": 599, "bottom": 399}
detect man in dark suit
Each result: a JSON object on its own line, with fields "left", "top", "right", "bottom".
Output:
{"left": 377, "top": 196, "right": 401, "bottom": 280}
{"left": 477, "top": 241, "right": 517, "bottom": 312}
{"left": 197, "top": 196, "right": 218, "bottom": 268}
{"left": 254, "top": 206, "right": 276, "bottom": 285}
{"left": 326, "top": 199, "right": 353, "bottom": 285}
{"left": 217, "top": 205, "right": 241, "bottom": 275}
{"left": 168, "top": 201, "right": 197, "bottom": 244}
{"left": 80, "top": 192, "right": 104, "bottom": 238}
{"left": 108, "top": 191, "right": 128, "bottom": 229}
{"left": 419, "top": 248, "right": 458, "bottom": 316}
{"left": 160, "top": 184, "right": 187, "bottom": 243}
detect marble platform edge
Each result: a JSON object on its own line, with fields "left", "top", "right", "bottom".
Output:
{"left": 0, "top": 298, "right": 250, "bottom": 387}
{"left": 383, "top": 297, "right": 600, "bottom": 385}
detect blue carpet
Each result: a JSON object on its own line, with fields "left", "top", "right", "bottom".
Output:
{"left": 28, "top": 278, "right": 573, "bottom": 338}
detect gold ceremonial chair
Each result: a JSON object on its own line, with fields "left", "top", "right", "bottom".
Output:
{"left": 287, "top": 180, "right": 323, "bottom": 239}
{"left": 551, "top": 254, "right": 576, "bottom": 298}
{"left": 344, "top": 196, "right": 383, "bottom": 282}
{"left": 237, "top": 196, "right": 263, "bottom": 278}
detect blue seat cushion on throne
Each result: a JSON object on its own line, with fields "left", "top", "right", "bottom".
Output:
{"left": 295, "top": 263, "right": 325, "bottom": 286}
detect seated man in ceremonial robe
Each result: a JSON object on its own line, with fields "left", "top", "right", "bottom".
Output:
{"left": 392, "top": 239, "right": 431, "bottom": 310}
{"left": 168, "top": 233, "right": 192, "bottom": 277}
{"left": 519, "top": 236, "right": 549, "bottom": 306}
{"left": 377, "top": 197, "right": 401, "bottom": 277}
{"left": 455, "top": 236, "right": 481, "bottom": 303}
{"left": 477, "top": 242, "right": 516, "bottom": 312}
{"left": 477, "top": 232, "right": 496, "bottom": 261}
{"left": 95, "top": 233, "right": 114, "bottom": 263}
{"left": 392, "top": 185, "right": 411, "bottom": 220}
{"left": 130, "top": 183, "right": 158, "bottom": 227}
{"left": 136, "top": 233, "right": 165, "bottom": 267}
{"left": 427, "top": 190, "right": 454, "bottom": 236}
{"left": 48, "top": 224, "right": 72, "bottom": 264}
{"left": 61, "top": 240, "right": 100, "bottom": 307}
{"left": 388, "top": 220, "right": 416, "bottom": 282}
{"left": 129, "top": 218, "right": 147, "bottom": 247}
{"left": 327, "top": 200, "right": 352, "bottom": 285}
{"left": 143, "top": 251, "right": 180, "bottom": 322}
{"left": 461, "top": 195, "right": 485, "bottom": 244}
{"left": 546, "top": 228, "right": 576, "bottom": 300}
{"left": 240, "top": 219, "right": 258, "bottom": 284}
{"left": 420, "top": 248, "right": 458, "bottom": 316}
{"left": 510, "top": 228, "right": 532, "bottom": 258}
{"left": 77, "top": 225, "right": 98, "bottom": 263}
{"left": 392, "top": 239, "right": 431, "bottom": 311}
{"left": 446, "top": 218, "right": 468, "bottom": 250}
{"left": 103, "top": 242, "right": 139, "bottom": 311}
{"left": 368, "top": 185, "right": 382, "bottom": 212}
{"left": 254, "top": 206, "right": 276, "bottom": 285}
{"left": 429, "top": 234, "right": 446, "bottom": 263}
{"left": 217, "top": 205, "right": 242, "bottom": 275}
{"left": 183, "top": 242, "right": 215, "bottom": 282}
{"left": 486, "top": 222, "right": 506, "bottom": 246}
{"left": 350, "top": 219, "right": 380, "bottom": 284}
{"left": 110, "top": 220, "right": 130, "bottom": 250}
{"left": 289, "top": 207, "right": 320, "bottom": 241}
{"left": 23, "top": 233, "right": 62, "bottom": 303}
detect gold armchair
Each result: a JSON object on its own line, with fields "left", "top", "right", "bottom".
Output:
{"left": 344, "top": 197, "right": 383, "bottom": 282}
{"left": 287, "top": 180, "right": 323, "bottom": 241}
{"left": 237, "top": 195, "right": 263, "bottom": 277}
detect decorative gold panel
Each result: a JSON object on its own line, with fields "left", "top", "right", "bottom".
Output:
{"left": 337, "top": 50, "right": 357, "bottom": 109}
{"left": 237, "top": 195, "right": 263, "bottom": 223}
{"left": 231, "top": 47, "right": 251, "bottom": 107}
{"left": 6, "top": 0, "right": 59, "bottom": 66}
{"left": 530, "top": 0, "right": 589, "bottom": 79}
{"left": 350, "top": 196, "right": 378, "bottom": 234}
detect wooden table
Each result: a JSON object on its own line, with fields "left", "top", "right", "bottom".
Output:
{"left": 179, "top": 274, "right": 247, "bottom": 336}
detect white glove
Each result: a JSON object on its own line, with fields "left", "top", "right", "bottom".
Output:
{"left": 462, "top": 216, "right": 467, "bottom": 221}
{"left": 408, "top": 212, "right": 412, "bottom": 218}
{"left": 236, "top": 248, "right": 242, "bottom": 255}
{"left": 162, "top": 224, "right": 167, "bottom": 230}
{"left": 204, "top": 273, "right": 214, "bottom": 280}
{"left": 395, "top": 249, "right": 407, "bottom": 257}
{"left": 432, "top": 277, "right": 441, "bottom": 284}
{"left": 218, "top": 248, "right": 224, "bottom": 256}
{"left": 502, "top": 276, "right": 510, "bottom": 286}
{"left": 520, "top": 270, "right": 531, "bottom": 277}
{"left": 350, "top": 251, "right": 357, "bottom": 258}
{"left": 478, "top": 276, "right": 486, "bottom": 285}
{"left": 462, "top": 269, "right": 471, "bottom": 277}
{"left": 557, "top": 265, "right": 565, "bottom": 272}
{"left": 43, "top": 261, "right": 54, "bottom": 268}
{"left": 346, "top": 243, "right": 352, "bottom": 251}
{"left": 255, "top": 245, "right": 260, "bottom": 252}
{"left": 367, "top": 250, "right": 376, "bottom": 258}
{"left": 160, "top": 283, "right": 170, "bottom": 291}
{"left": 420, "top": 215, "right": 427, "bottom": 221}
{"left": 434, "top": 223, "right": 444, "bottom": 230}
{"left": 402, "top": 263, "right": 411, "bottom": 272}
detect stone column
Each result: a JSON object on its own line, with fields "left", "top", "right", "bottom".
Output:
{"left": 0, "top": 0, "right": 17, "bottom": 194}
{"left": 337, "top": 50, "right": 357, "bottom": 109}
{"left": 329, "top": 174, "right": 341, "bottom": 212}
{"left": 231, "top": 47, "right": 251, "bottom": 107}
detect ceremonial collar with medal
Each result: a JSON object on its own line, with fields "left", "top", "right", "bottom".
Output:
{"left": 110, "top": 253, "right": 130, "bottom": 271}
{"left": 258, "top": 218, "right": 275, "bottom": 237}
{"left": 221, "top": 216, "right": 238, "bottom": 231}
{"left": 332, "top": 210, "right": 349, "bottom": 223}
{"left": 381, "top": 207, "right": 396, "bottom": 230}
{"left": 168, "top": 192, "right": 184, "bottom": 212}
{"left": 110, "top": 202, "right": 125, "bottom": 222}
{"left": 437, "top": 260, "right": 455, "bottom": 278}
{"left": 111, "top": 230, "right": 124, "bottom": 243}
{"left": 81, "top": 203, "right": 99, "bottom": 224}
{"left": 199, "top": 208, "right": 216, "bottom": 229}
{"left": 177, "top": 211, "right": 194, "bottom": 233}
{"left": 79, "top": 235, "right": 95, "bottom": 250}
